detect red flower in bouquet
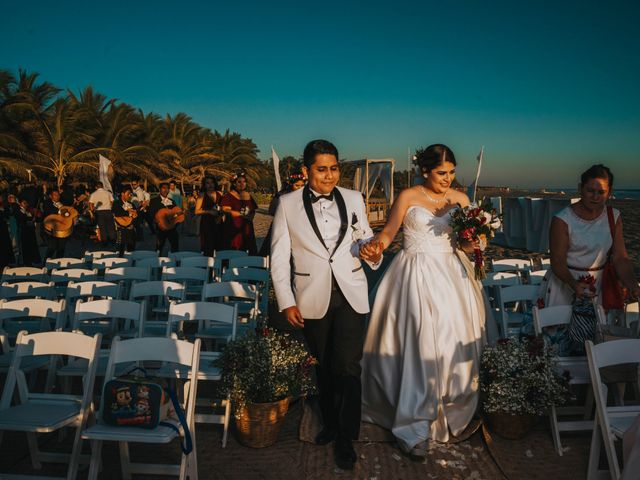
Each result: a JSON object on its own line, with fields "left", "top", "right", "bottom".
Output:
{"left": 449, "top": 198, "right": 502, "bottom": 280}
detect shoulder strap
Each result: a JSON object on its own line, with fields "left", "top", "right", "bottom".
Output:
{"left": 159, "top": 386, "right": 193, "bottom": 455}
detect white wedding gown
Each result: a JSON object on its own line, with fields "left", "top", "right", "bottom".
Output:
{"left": 361, "top": 206, "right": 489, "bottom": 449}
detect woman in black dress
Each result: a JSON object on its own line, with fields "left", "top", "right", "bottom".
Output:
{"left": 195, "top": 176, "right": 224, "bottom": 257}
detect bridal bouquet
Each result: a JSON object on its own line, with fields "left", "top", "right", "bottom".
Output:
{"left": 449, "top": 198, "right": 501, "bottom": 280}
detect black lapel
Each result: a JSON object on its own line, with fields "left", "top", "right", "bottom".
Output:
{"left": 302, "top": 185, "right": 328, "bottom": 252}
{"left": 332, "top": 188, "right": 348, "bottom": 257}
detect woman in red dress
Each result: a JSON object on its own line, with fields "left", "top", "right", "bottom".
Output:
{"left": 195, "top": 176, "right": 224, "bottom": 256}
{"left": 221, "top": 171, "right": 258, "bottom": 254}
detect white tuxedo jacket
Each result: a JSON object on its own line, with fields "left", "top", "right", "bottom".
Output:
{"left": 271, "top": 186, "right": 380, "bottom": 319}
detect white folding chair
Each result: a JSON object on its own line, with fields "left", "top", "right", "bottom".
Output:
{"left": 0, "top": 281, "right": 56, "bottom": 300}
{"left": 495, "top": 284, "right": 540, "bottom": 337}
{"left": 221, "top": 267, "right": 269, "bottom": 320}
{"left": 169, "top": 251, "right": 203, "bottom": 263}
{"left": 540, "top": 257, "right": 551, "bottom": 270}
{"left": 45, "top": 257, "right": 87, "bottom": 271}
{"left": 82, "top": 336, "right": 201, "bottom": 480}
{"left": 124, "top": 250, "right": 159, "bottom": 261}
{"left": 228, "top": 255, "right": 269, "bottom": 270}
{"left": 129, "top": 281, "right": 186, "bottom": 336}
{"left": 201, "top": 281, "right": 259, "bottom": 332}
{"left": 625, "top": 302, "right": 639, "bottom": 337}
{"left": 162, "top": 266, "right": 209, "bottom": 299}
{"left": 533, "top": 305, "right": 606, "bottom": 456}
{"left": 84, "top": 250, "right": 119, "bottom": 262}
{"left": 0, "top": 298, "right": 67, "bottom": 339}
{"left": 50, "top": 268, "right": 99, "bottom": 285}
{"left": 0, "top": 330, "right": 101, "bottom": 479}
{"left": 65, "top": 281, "right": 121, "bottom": 326}
{"left": 1, "top": 266, "right": 49, "bottom": 283}
{"left": 528, "top": 269, "right": 547, "bottom": 286}
{"left": 490, "top": 258, "right": 533, "bottom": 273}
{"left": 180, "top": 256, "right": 214, "bottom": 270}
{"left": 104, "top": 266, "right": 152, "bottom": 300}
{"left": 212, "top": 250, "right": 248, "bottom": 279}
{"left": 134, "top": 256, "right": 176, "bottom": 280}
{"left": 0, "top": 328, "right": 51, "bottom": 380}
{"left": 586, "top": 339, "right": 640, "bottom": 480}
{"left": 92, "top": 256, "right": 132, "bottom": 272}
{"left": 157, "top": 301, "right": 237, "bottom": 447}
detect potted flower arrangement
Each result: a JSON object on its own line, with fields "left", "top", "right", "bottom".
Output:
{"left": 215, "top": 327, "right": 317, "bottom": 448}
{"left": 480, "top": 336, "right": 569, "bottom": 439}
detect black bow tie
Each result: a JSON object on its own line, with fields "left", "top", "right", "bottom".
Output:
{"left": 310, "top": 191, "right": 334, "bottom": 203}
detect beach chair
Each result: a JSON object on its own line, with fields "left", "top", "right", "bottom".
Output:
{"left": 0, "top": 298, "right": 67, "bottom": 340}
{"left": 0, "top": 330, "right": 101, "bottom": 479}
{"left": 490, "top": 258, "right": 533, "bottom": 273}
{"left": 180, "top": 256, "right": 215, "bottom": 282}
{"left": 201, "top": 281, "right": 259, "bottom": 333}
{"left": 129, "top": 281, "right": 185, "bottom": 336}
{"left": 91, "top": 256, "right": 132, "bottom": 272}
{"left": 162, "top": 266, "right": 209, "bottom": 299}
{"left": 495, "top": 284, "right": 540, "bottom": 337}
{"left": 156, "top": 301, "right": 237, "bottom": 447}
{"left": 64, "top": 281, "right": 121, "bottom": 326}
{"left": 221, "top": 267, "right": 269, "bottom": 321}
{"left": 586, "top": 339, "right": 640, "bottom": 480}
{"left": 169, "top": 251, "right": 203, "bottom": 263}
{"left": 82, "top": 336, "right": 201, "bottom": 480}
{"left": 527, "top": 269, "right": 547, "bottom": 285}
{"left": 1, "top": 266, "right": 48, "bottom": 284}
{"left": 50, "top": 268, "right": 99, "bottom": 285}
{"left": 212, "top": 250, "right": 248, "bottom": 279}
{"left": 104, "top": 266, "right": 152, "bottom": 299}
{"left": 228, "top": 255, "right": 269, "bottom": 270}
{"left": 134, "top": 256, "right": 176, "bottom": 280}
{"left": 0, "top": 281, "right": 56, "bottom": 300}
{"left": 45, "top": 257, "right": 87, "bottom": 271}
{"left": 533, "top": 305, "right": 605, "bottom": 456}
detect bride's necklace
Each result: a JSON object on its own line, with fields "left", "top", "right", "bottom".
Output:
{"left": 421, "top": 185, "right": 448, "bottom": 203}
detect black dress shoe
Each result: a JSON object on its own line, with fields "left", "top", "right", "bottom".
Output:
{"left": 334, "top": 437, "right": 357, "bottom": 470}
{"left": 315, "top": 428, "right": 337, "bottom": 445}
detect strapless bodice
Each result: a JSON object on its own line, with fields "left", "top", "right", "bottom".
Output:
{"left": 402, "top": 205, "right": 456, "bottom": 254}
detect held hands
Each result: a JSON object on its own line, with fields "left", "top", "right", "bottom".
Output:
{"left": 284, "top": 306, "right": 304, "bottom": 328}
{"left": 360, "top": 239, "right": 383, "bottom": 264}
{"left": 574, "top": 280, "right": 597, "bottom": 299}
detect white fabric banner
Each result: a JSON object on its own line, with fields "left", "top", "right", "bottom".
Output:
{"left": 272, "top": 146, "right": 282, "bottom": 192}
{"left": 99, "top": 154, "right": 113, "bottom": 193}
{"left": 467, "top": 146, "right": 484, "bottom": 203}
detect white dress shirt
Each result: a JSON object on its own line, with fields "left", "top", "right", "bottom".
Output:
{"left": 159, "top": 195, "right": 174, "bottom": 207}
{"left": 310, "top": 188, "right": 342, "bottom": 253}
{"left": 89, "top": 188, "right": 114, "bottom": 211}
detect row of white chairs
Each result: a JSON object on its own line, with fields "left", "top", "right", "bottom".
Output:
{"left": 489, "top": 257, "right": 550, "bottom": 273}
{"left": 0, "top": 330, "right": 201, "bottom": 479}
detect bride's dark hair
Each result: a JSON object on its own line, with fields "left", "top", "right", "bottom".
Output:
{"left": 415, "top": 144, "right": 456, "bottom": 174}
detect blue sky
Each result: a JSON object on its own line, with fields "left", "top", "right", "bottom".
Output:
{"left": 2, "top": 0, "right": 639, "bottom": 188}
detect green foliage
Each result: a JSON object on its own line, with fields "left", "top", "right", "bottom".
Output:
{"left": 0, "top": 68, "right": 264, "bottom": 189}
{"left": 214, "top": 328, "right": 317, "bottom": 414}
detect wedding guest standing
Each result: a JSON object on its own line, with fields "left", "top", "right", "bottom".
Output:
{"left": 169, "top": 181, "right": 183, "bottom": 209}
{"left": 195, "top": 176, "right": 223, "bottom": 256}
{"left": 221, "top": 171, "right": 258, "bottom": 254}
{"left": 131, "top": 178, "right": 152, "bottom": 238}
{"left": 16, "top": 194, "right": 42, "bottom": 265}
{"left": 89, "top": 182, "right": 115, "bottom": 247}
{"left": 543, "top": 164, "right": 640, "bottom": 307}
{"left": 112, "top": 186, "right": 137, "bottom": 256}
{"left": 149, "top": 182, "right": 180, "bottom": 254}
{"left": 42, "top": 189, "right": 68, "bottom": 259}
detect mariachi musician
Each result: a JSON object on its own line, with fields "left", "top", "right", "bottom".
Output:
{"left": 42, "top": 189, "right": 69, "bottom": 259}
{"left": 149, "top": 182, "right": 181, "bottom": 253}
{"left": 112, "top": 185, "right": 137, "bottom": 256}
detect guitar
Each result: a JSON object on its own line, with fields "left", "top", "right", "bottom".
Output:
{"left": 43, "top": 206, "right": 79, "bottom": 239}
{"left": 155, "top": 206, "right": 185, "bottom": 231}
{"left": 114, "top": 209, "right": 138, "bottom": 228}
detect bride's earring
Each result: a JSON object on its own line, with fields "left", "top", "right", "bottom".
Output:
{"left": 423, "top": 173, "right": 428, "bottom": 179}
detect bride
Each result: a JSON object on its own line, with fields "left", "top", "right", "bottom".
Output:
{"left": 360, "top": 144, "right": 489, "bottom": 458}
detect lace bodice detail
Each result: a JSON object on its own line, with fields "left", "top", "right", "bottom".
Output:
{"left": 402, "top": 206, "right": 456, "bottom": 254}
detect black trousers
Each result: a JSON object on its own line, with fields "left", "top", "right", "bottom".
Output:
{"left": 45, "top": 234, "right": 66, "bottom": 259}
{"left": 116, "top": 227, "right": 136, "bottom": 256}
{"left": 95, "top": 210, "right": 116, "bottom": 244}
{"left": 303, "top": 286, "right": 366, "bottom": 441}
{"left": 156, "top": 227, "right": 179, "bottom": 254}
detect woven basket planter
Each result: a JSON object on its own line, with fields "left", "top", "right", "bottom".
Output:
{"left": 235, "top": 397, "right": 290, "bottom": 448}
{"left": 485, "top": 412, "right": 538, "bottom": 440}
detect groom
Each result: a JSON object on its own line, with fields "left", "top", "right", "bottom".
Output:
{"left": 271, "top": 139, "right": 382, "bottom": 470}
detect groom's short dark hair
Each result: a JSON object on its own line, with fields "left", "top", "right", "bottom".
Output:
{"left": 303, "top": 139, "right": 339, "bottom": 168}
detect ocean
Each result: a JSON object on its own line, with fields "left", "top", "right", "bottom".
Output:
{"left": 545, "top": 188, "right": 640, "bottom": 200}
